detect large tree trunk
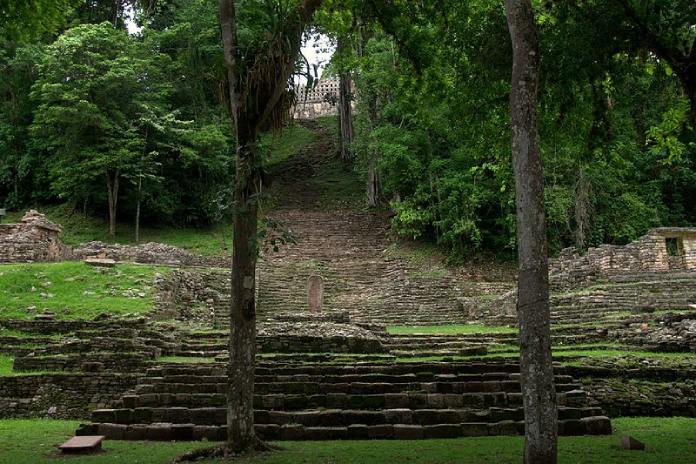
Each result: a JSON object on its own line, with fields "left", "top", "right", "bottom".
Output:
{"left": 504, "top": 1, "right": 558, "bottom": 463}
{"left": 106, "top": 170, "right": 119, "bottom": 238}
{"left": 226, "top": 126, "right": 260, "bottom": 453}
{"left": 338, "top": 71, "right": 354, "bottom": 162}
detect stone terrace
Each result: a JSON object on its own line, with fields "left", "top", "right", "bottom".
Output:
{"left": 79, "top": 360, "right": 611, "bottom": 441}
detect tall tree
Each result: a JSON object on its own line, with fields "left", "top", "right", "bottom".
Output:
{"left": 504, "top": 0, "right": 557, "bottom": 462}
{"left": 30, "top": 22, "right": 171, "bottom": 237}
{"left": 218, "top": 0, "right": 322, "bottom": 453}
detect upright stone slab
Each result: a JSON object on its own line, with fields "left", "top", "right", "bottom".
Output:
{"left": 308, "top": 275, "right": 324, "bottom": 313}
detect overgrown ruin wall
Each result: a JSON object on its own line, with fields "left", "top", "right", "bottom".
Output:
{"left": 550, "top": 228, "right": 696, "bottom": 289}
{"left": 0, "top": 210, "right": 71, "bottom": 263}
{"left": 73, "top": 241, "right": 229, "bottom": 267}
{"left": 153, "top": 269, "right": 229, "bottom": 324}
{"left": 0, "top": 373, "right": 139, "bottom": 419}
{"left": 468, "top": 228, "right": 696, "bottom": 324}
{"left": 292, "top": 77, "right": 356, "bottom": 120}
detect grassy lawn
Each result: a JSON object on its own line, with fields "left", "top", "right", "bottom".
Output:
{"left": 0, "top": 262, "right": 167, "bottom": 320}
{"left": 387, "top": 324, "right": 518, "bottom": 335}
{"left": 0, "top": 418, "right": 695, "bottom": 463}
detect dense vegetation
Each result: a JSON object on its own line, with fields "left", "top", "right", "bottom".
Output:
{"left": 1, "top": 1, "right": 694, "bottom": 257}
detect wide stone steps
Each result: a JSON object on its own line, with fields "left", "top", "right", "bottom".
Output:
{"left": 79, "top": 361, "right": 610, "bottom": 441}
{"left": 130, "top": 380, "right": 584, "bottom": 396}
{"left": 113, "top": 389, "right": 584, "bottom": 411}
{"left": 89, "top": 405, "right": 600, "bottom": 428}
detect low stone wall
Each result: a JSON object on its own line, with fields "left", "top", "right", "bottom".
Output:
{"left": 0, "top": 373, "right": 139, "bottom": 419}
{"left": 582, "top": 378, "right": 696, "bottom": 418}
{"left": 73, "top": 241, "right": 229, "bottom": 267}
{"left": 13, "top": 352, "right": 151, "bottom": 372}
{"left": 258, "top": 334, "right": 385, "bottom": 354}
{"left": 468, "top": 271, "right": 696, "bottom": 325}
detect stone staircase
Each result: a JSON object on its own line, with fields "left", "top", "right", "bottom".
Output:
{"left": 78, "top": 360, "right": 611, "bottom": 441}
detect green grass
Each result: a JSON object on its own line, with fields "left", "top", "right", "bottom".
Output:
{"left": 309, "top": 157, "right": 366, "bottom": 209}
{"left": 0, "top": 262, "right": 168, "bottom": 320}
{"left": 387, "top": 324, "right": 518, "bottom": 335}
{"left": 262, "top": 123, "right": 318, "bottom": 168}
{"left": 1, "top": 418, "right": 695, "bottom": 463}
{"left": 0, "top": 354, "right": 13, "bottom": 376}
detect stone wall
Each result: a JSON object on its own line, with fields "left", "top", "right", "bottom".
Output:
{"left": 550, "top": 228, "right": 696, "bottom": 289}
{"left": 292, "top": 77, "right": 356, "bottom": 120}
{"left": 0, "top": 373, "right": 139, "bottom": 419}
{"left": 73, "top": 241, "right": 229, "bottom": 267}
{"left": 154, "top": 268, "right": 229, "bottom": 324}
{"left": 468, "top": 228, "right": 696, "bottom": 324}
{"left": 0, "top": 210, "right": 71, "bottom": 263}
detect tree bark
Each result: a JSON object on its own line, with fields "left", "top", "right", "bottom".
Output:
{"left": 226, "top": 126, "right": 260, "bottom": 454}
{"left": 367, "top": 154, "right": 381, "bottom": 207}
{"left": 106, "top": 170, "right": 119, "bottom": 238}
{"left": 337, "top": 39, "right": 354, "bottom": 163}
{"left": 219, "top": 0, "right": 258, "bottom": 454}
{"left": 504, "top": 1, "right": 558, "bottom": 463}
{"left": 684, "top": 75, "right": 696, "bottom": 131}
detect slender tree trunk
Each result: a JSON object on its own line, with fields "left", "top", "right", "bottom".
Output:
{"left": 219, "top": 0, "right": 259, "bottom": 454}
{"left": 106, "top": 171, "right": 119, "bottom": 238}
{"left": 135, "top": 175, "right": 142, "bottom": 244}
{"left": 367, "top": 154, "right": 381, "bottom": 207}
{"left": 684, "top": 76, "right": 696, "bottom": 131}
{"left": 337, "top": 38, "right": 354, "bottom": 163}
{"left": 504, "top": 1, "right": 557, "bottom": 463}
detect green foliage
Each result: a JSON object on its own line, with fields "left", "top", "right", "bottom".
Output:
{"left": 0, "top": 0, "right": 82, "bottom": 40}
{"left": 346, "top": 1, "right": 696, "bottom": 259}
{"left": 0, "top": 261, "right": 168, "bottom": 320}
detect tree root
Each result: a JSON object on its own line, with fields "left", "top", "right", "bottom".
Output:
{"left": 172, "top": 438, "right": 281, "bottom": 462}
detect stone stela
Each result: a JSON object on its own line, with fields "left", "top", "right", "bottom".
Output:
{"left": 308, "top": 275, "right": 324, "bottom": 313}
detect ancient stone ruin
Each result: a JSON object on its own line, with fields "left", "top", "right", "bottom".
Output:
{"left": 550, "top": 227, "right": 696, "bottom": 289}
{"left": 0, "top": 210, "right": 70, "bottom": 263}
{"left": 308, "top": 275, "right": 324, "bottom": 313}
{"left": 468, "top": 228, "right": 696, "bottom": 325}
{"left": 292, "top": 77, "right": 355, "bottom": 119}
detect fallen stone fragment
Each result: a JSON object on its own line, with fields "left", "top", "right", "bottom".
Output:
{"left": 621, "top": 435, "right": 645, "bottom": 451}
{"left": 84, "top": 258, "right": 117, "bottom": 267}
{"left": 59, "top": 435, "right": 104, "bottom": 454}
